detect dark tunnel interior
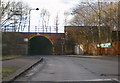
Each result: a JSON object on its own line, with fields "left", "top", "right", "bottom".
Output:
{"left": 28, "top": 36, "right": 53, "bottom": 55}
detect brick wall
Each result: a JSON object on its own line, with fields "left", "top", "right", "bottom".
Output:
{"left": 85, "top": 42, "right": 120, "bottom": 55}
{"left": 2, "top": 32, "right": 28, "bottom": 56}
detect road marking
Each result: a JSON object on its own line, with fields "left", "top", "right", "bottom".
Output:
{"left": 54, "top": 78, "right": 119, "bottom": 82}
{"left": 82, "top": 78, "right": 119, "bottom": 81}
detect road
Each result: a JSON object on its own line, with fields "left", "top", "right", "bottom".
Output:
{"left": 15, "top": 55, "right": 119, "bottom": 82}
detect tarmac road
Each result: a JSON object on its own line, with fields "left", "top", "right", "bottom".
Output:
{"left": 15, "top": 55, "right": 119, "bottom": 82}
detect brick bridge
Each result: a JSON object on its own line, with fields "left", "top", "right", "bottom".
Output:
{"left": 21, "top": 32, "right": 65, "bottom": 55}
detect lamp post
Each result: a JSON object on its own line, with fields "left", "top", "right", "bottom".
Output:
{"left": 28, "top": 8, "right": 39, "bottom": 33}
{"left": 28, "top": 8, "right": 39, "bottom": 55}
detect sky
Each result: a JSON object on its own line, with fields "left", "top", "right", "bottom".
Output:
{"left": 20, "top": 0, "right": 81, "bottom": 33}
{"left": 3, "top": 0, "right": 82, "bottom": 33}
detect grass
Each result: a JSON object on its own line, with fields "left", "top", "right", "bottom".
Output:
{"left": 0, "top": 55, "right": 22, "bottom": 60}
{"left": 1, "top": 68, "right": 17, "bottom": 79}
{"left": 1, "top": 55, "right": 23, "bottom": 79}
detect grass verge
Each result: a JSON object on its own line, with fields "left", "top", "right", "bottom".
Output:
{"left": 1, "top": 68, "right": 17, "bottom": 79}
{"left": 0, "top": 55, "right": 22, "bottom": 61}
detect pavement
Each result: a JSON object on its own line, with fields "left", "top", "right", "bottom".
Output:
{"left": 66, "top": 55, "right": 119, "bottom": 62}
{"left": 2, "top": 56, "right": 43, "bottom": 82}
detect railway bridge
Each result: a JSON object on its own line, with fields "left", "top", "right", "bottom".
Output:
{"left": 2, "top": 32, "right": 65, "bottom": 55}
{"left": 22, "top": 32, "right": 65, "bottom": 55}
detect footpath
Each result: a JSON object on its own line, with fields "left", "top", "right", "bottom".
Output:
{"left": 2, "top": 56, "right": 43, "bottom": 82}
{"left": 67, "top": 55, "right": 119, "bottom": 62}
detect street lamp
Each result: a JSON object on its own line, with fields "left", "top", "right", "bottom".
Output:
{"left": 28, "top": 8, "right": 39, "bottom": 55}
{"left": 28, "top": 8, "right": 39, "bottom": 33}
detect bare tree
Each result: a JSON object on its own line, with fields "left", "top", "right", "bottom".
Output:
{"left": 69, "top": 1, "right": 119, "bottom": 43}
{"left": 64, "top": 11, "right": 70, "bottom": 26}
{"left": 1, "top": 1, "right": 30, "bottom": 32}
{"left": 54, "top": 14, "right": 59, "bottom": 33}
{"left": 40, "top": 9, "right": 50, "bottom": 33}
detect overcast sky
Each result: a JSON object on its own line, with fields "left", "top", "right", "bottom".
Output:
{"left": 25, "top": 0, "right": 80, "bottom": 24}
{"left": 19, "top": 0, "right": 81, "bottom": 32}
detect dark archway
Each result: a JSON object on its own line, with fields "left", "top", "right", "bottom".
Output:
{"left": 28, "top": 36, "right": 53, "bottom": 55}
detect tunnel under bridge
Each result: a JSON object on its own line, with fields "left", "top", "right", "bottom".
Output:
{"left": 28, "top": 36, "right": 53, "bottom": 55}
{"left": 22, "top": 33, "right": 65, "bottom": 55}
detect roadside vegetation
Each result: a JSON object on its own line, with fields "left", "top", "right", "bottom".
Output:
{"left": 0, "top": 55, "right": 22, "bottom": 61}
{"left": 68, "top": 1, "right": 119, "bottom": 44}
{"left": 1, "top": 68, "right": 17, "bottom": 79}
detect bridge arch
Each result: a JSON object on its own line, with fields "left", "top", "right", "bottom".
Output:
{"left": 28, "top": 35, "right": 54, "bottom": 55}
